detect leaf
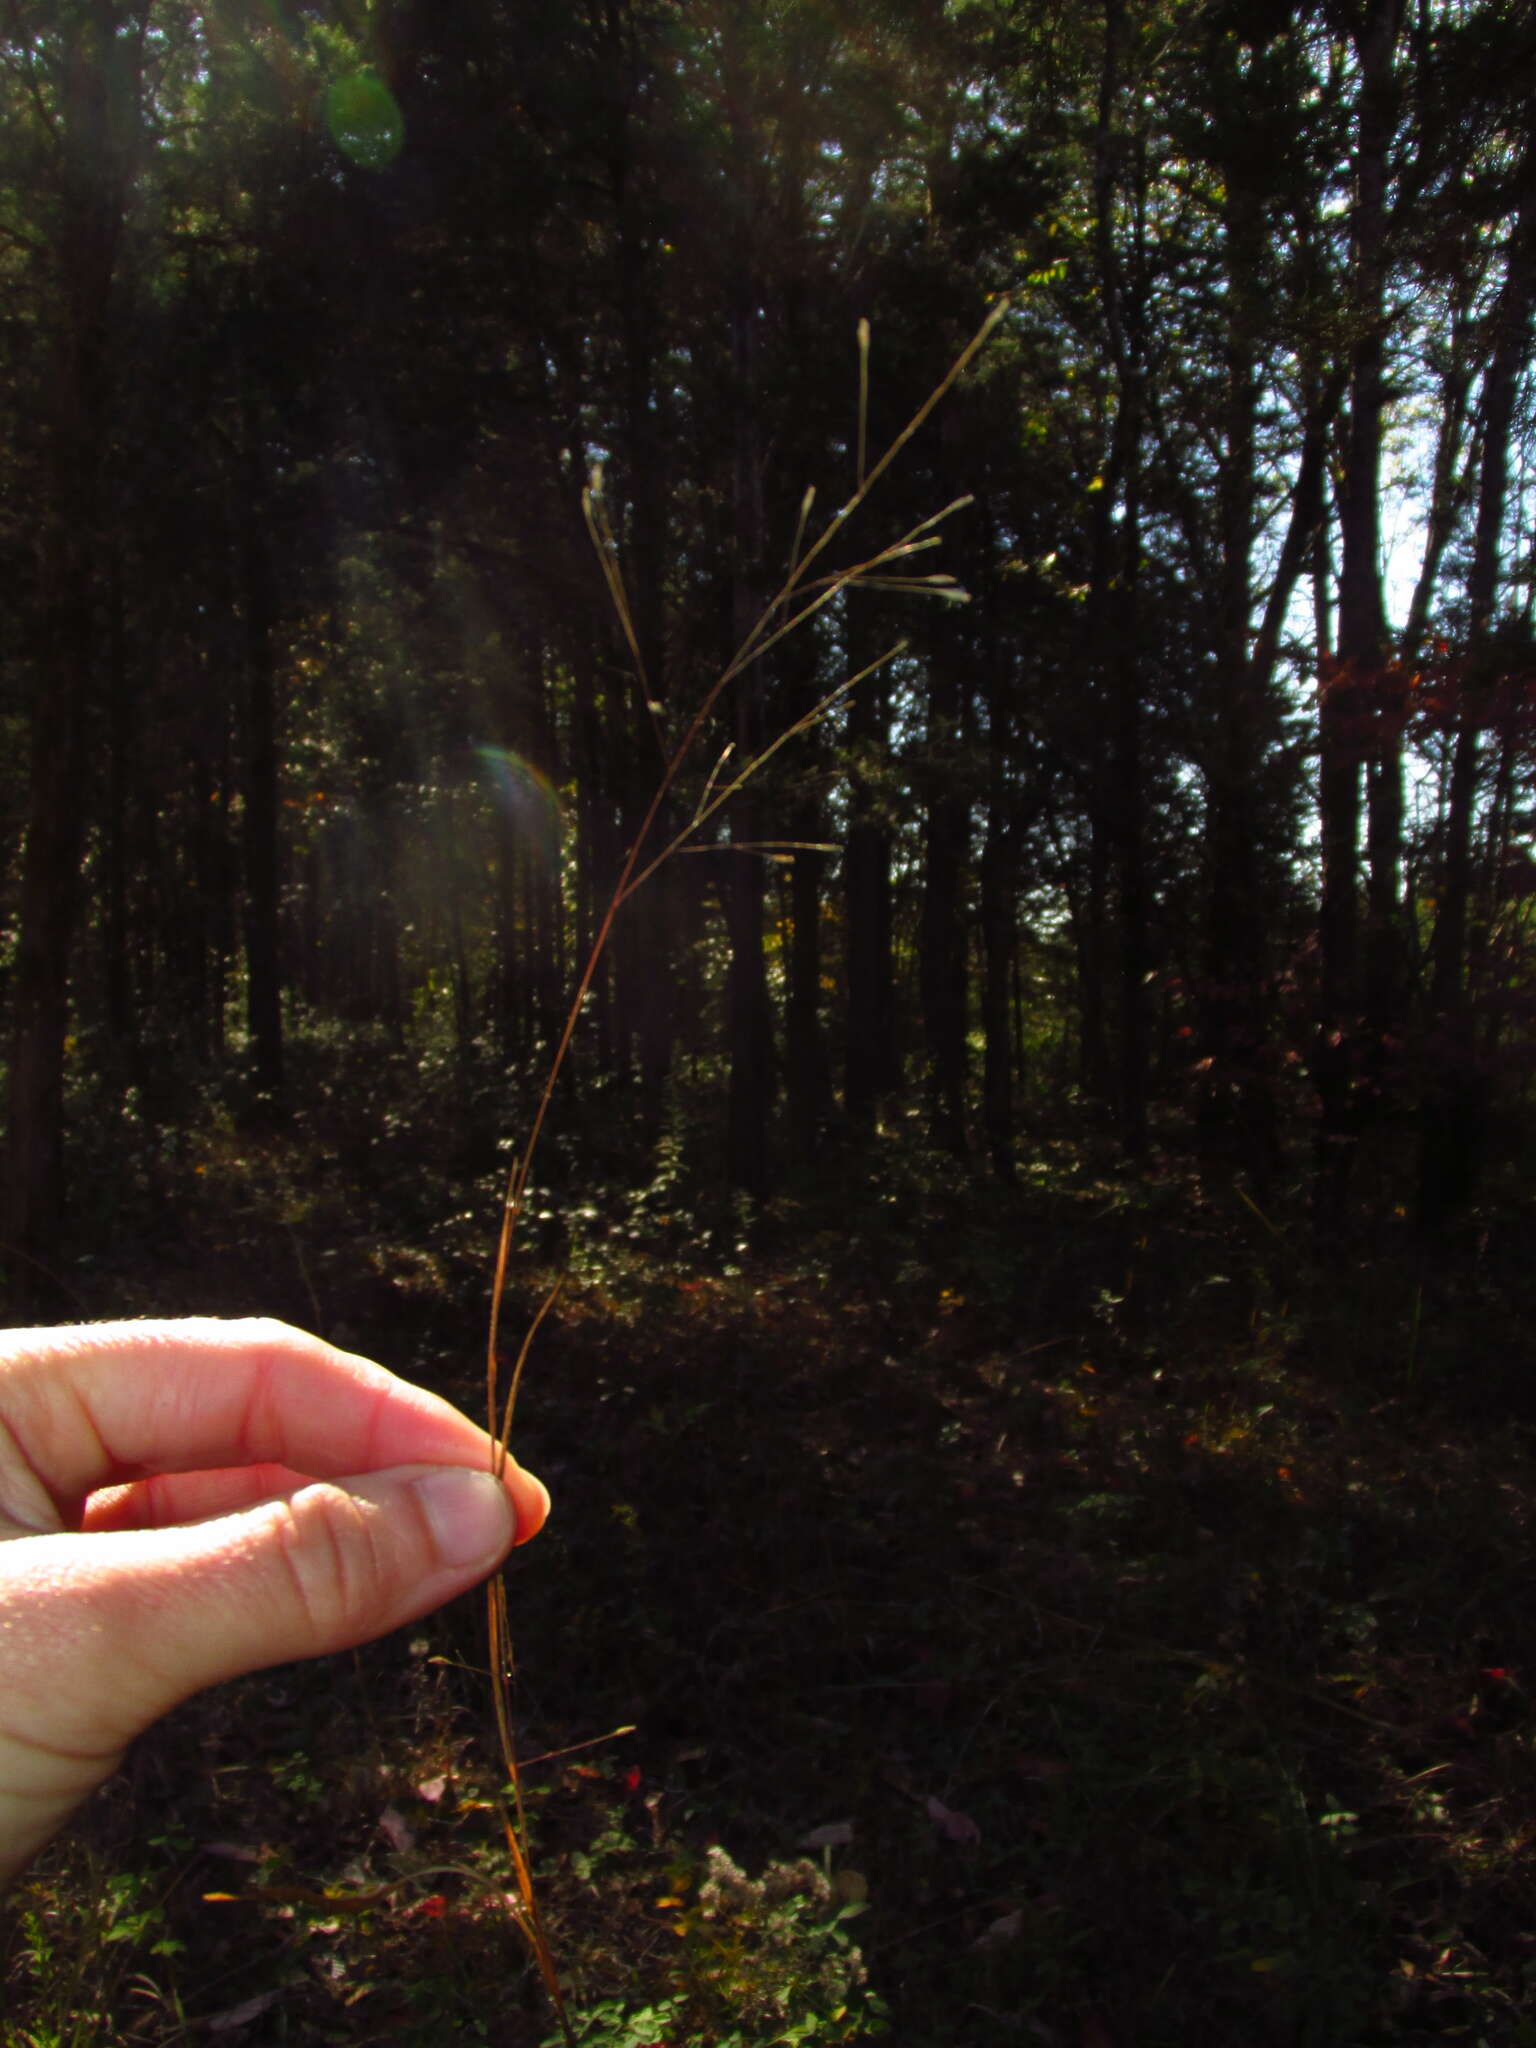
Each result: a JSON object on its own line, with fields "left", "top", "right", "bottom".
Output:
{"left": 414, "top": 1774, "right": 448, "bottom": 1804}
{"left": 973, "top": 1910, "right": 1024, "bottom": 1950}
{"left": 208, "top": 1988, "right": 285, "bottom": 2032}
{"left": 925, "top": 1795, "right": 981, "bottom": 1844}
{"left": 378, "top": 1805, "right": 414, "bottom": 1853}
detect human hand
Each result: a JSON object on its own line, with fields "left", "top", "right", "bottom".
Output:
{"left": 0, "top": 1317, "right": 548, "bottom": 1888}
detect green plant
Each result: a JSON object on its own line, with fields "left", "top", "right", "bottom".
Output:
{"left": 4, "top": 1844, "right": 186, "bottom": 2048}
{"left": 549, "top": 1847, "right": 887, "bottom": 2048}
{"left": 672, "top": 1847, "right": 887, "bottom": 2046}
{"left": 554, "top": 1996, "right": 688, "bottom": 2048}
{"left": 272, "top": 1749, "right": 328, "bottom": 1805}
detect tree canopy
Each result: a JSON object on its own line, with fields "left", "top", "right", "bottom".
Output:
{"left": 3, "top": 0, "right": 1536, "bottom": 1269}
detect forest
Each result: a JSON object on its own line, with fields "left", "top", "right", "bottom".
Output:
{"left": 5, "top": 0, "right": 1536, "bottom": 2042}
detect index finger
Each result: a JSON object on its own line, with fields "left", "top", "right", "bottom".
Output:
{"left": 0, "top": 1318, "right": 547, "bottom": 1542}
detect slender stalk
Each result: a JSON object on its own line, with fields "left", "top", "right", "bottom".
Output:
{"left": 482, "top": 301, "right": 1009, "bottom": 2039}
{"left": 857, "top": 316, "right": 870, "bottom": 486}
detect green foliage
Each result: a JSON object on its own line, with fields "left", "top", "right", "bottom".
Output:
{"left": 4, "top": 1843, "right": 188, "bottom": 2046}
{"left": 558, "top": 1999, "right": 689, "bottom": 2048}
{"left": 552, "top": 1849, "right": 886, "bottom": 2048}
{"left": 664, "top": 1847, "right": 885, "bottom": 2045}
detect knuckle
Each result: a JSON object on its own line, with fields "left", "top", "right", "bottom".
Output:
{"left": 275, "top": 1485, "right": 387, "bottom": 1647}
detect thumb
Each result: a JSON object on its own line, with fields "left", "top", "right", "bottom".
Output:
{"left": 2, "top": 1463, "right": 517, "bottom": 1760}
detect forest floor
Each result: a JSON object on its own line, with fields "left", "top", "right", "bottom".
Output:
{"left": 9, "top": 1063, "right": 1536, "bottom": 2047}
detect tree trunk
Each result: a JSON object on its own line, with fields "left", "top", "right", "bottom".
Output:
{"left": 843, "top": 608, "right": 897, "bottom": 1127}
{"left": 102, "top": 568, "right": 136, "bottom": 1065}
{"left": 1111, "top": 320, "right": 1149, "bottom": 1159}
{"left": 722, "top": 847, "right": 773, "bottom": 1196}
{"left": 1419, "top": 165, "right": 1536, "bottom": 1230}
{"left": 1199, "top": 241, "right": 1344, "bottom": 1186}
{"left": 784, "top": 839, "right": 831, "bottom": 1164}
{"left": 2, "top": 1, "right": 126, "bottom": 1270}
{"left": 240, "top": 490, "right": 286, "bottom": 1102}
{"left": 917, "top": 642, "right": 970, "bottom": 1155}
{"left": 979, "top": 804, "right": 1015, "bottom": 1181}
{"left": 1077, "top": 818, "right": 1113, "bottom": 1101}
{"left": 4, "top": 635, "right": 93, "bottom": 1273}
{"left": 1088, "top": 0, "right": 1152, "bottom": 1155}
{"left": 1314, "top": 0, "right": 1404, "bottom": 1234}
{"left": 781, "top": 629, "right": 832, "bottom": 1162}
{"left": 724, "top": 286, "right": 773, "bottom": 1197}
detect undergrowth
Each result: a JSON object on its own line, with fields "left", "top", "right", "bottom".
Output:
{"left": 10, "top": 1074, "right": 1536, "bottom": 2044}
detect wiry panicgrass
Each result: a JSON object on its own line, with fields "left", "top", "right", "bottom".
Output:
{"left": 480, "top": 303, "right": 1010, "bottom": 2041}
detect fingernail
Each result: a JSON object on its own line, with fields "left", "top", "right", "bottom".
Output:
{"left": 510, "top": 1466, "right": 552, "bottom": 1545}
{"left": 411, "top": 1466, "right": 515, "bottom": 1570}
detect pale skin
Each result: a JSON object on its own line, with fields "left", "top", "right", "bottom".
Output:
{"left": 0, "top": 1317, "right": 549, "bottom": 1889}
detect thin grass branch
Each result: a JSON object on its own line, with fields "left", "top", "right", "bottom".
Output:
{"left": 480, "top": 297, "right": 1010, "bottom": 2046}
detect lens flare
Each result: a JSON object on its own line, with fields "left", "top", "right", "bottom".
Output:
{"left": 326, "top": 70, "right": 404, "bottom": 170}
{"left": 475, "top": 747, "right": 563, "bottom": 867}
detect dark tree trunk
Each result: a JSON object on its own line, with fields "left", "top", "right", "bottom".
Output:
{"left": 4, "top": 633, "right": 93, "bottom": 1273}
{"left": 611, "top": 92, "right": 678, "bottom": 1111}
{"left": 1197, "top": 163, "right": 1265, "bottom": 1176}
{"left": 1315, "top": 0, "right": 1404, "bottom": 1234}
{"left": 843, "top": 611, "right": 897, "bottom": 1127}
{"left": 979, "top": 805, "right": 1015, "bottom": 1181}
{"left": 975, "top": 522, "right": 1019, "bottom": 1180}
{"left": 1419, "top": 166, "right": 1536, "bottom": 1230}
{"left": 572, "top": 650, "right": 613, "bottom": 1077}
{"left": 778, "top": 651, "right": 830, "bottom": 1164}
{"left": 494, "top": 803, "right": 524, "bottom": 1060}
{"left": 102, "top": 570, "right": 135, "bottom": 1062}
{"left": 240, "top": 496, "right": 285, "bottom": 1101}
{"left": 723, "top": 283, "right": 773, "bottom": 1197}
{"left": 785, "top": 840, "right": 832, "bottom": 1164}
{"left": 2, "top": 1, "right": 125, "bottom": 1270}
{"left": 1113, "top": 464, "right": 1148, "bottom": 1158}
{"left": 625, "top": 869, "right": 677, "bottom": 1114}
{"left": 1198, "top": 210, "right": 1343, "bottom": 1187}
{"left": 1077, "top": 819, "right": 1113, "bottom": 1102}
{"left": 918, "top": 646, "right": 970, "bottom": 1155}
{"left": 529, "top": 646, "right": 565, "bottom": 1055}
{"left": 722, "top": 849, "right": 773, "bottom": 1197}
{"left": 1090, "top": 0, "right": 1151, "bottom": 1155}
